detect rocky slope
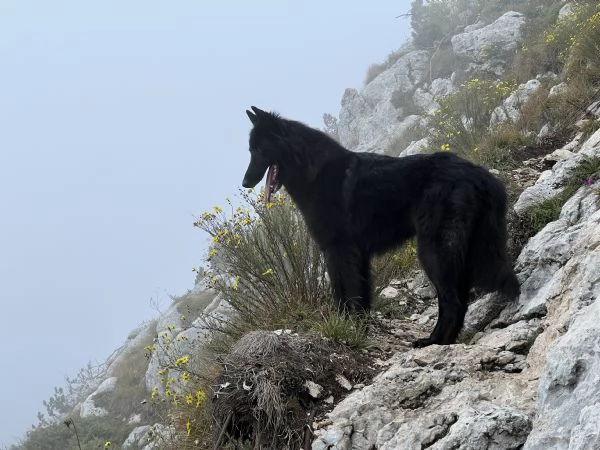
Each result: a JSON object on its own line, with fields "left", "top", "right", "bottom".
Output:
{"left": 312, "top": 128, "right": 600, "bottom": 449}
{"left": 31, "top": 2, "right": 600, "bottom": 449}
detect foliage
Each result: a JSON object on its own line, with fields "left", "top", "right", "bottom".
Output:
{"left": 317, "top": 312, "right": 369, "bottom": 348}
{"left": 12, "top": 416, "right": 129, "bottom": 450}
{"left": 426, "top": 77, "right": 516, "bottom": 157}
{"left": 143, "top": 323, "right": 217, "bottom": 449}
{"left": 523, "top": 156, "right": 600, "bottom": 234}
{"left": 194, "top": 190, "right": 331, "bottom": 333}
{"left": 36, "top": 362, "right": 107, "bottom": 427}
{"left": 410, "top": 0, "right": 479, "bottom": 50}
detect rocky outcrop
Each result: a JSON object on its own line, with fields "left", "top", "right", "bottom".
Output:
{"left": 79, "top": 377, "right": 117, "bottom": 418}
{"left": 451, "top": 11, "right": 526, "bottom": 75}
{"left": 336, "top": 10, "right": 527, "bottom": 156}
{"left": 313, "top": 129, "right": 600, "bottom": 449}
{"left": 514, "top": 128, "right": 600, "bottom": 214}
{"left": 337, "top": 49, "right": 431, "bottom": 154}
{"left": 491, "top": 79, "right": 542, "bottom": 125}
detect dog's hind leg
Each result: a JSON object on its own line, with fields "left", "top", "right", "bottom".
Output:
{"left": 413, "top": 237, "right": 467, "bottom": 347}
{"left": 324, "top": 244, "right": 371, "bottom": 313}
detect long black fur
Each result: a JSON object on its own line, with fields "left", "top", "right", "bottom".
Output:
{"left": 242, "top": 107, "right": 520, "bottom": 346}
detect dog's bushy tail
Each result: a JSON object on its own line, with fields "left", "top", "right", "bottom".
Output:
{"left": 470, "top": 180, "right": 520, "bottom": 301}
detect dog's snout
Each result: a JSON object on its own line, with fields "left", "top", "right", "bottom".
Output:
{"left": 242, "top": 178, "right": 252, "bottom": 188}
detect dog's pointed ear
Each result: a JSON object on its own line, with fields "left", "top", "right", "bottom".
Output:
{"left": 246, "top": 109, "right": 259, "bottom": 125}
{"left": 250, "top": 106, "right": 266, "bottom": 116}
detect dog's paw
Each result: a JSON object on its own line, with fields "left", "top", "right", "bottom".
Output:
{"left": 412, "top": 337, "right": 434, "bottom": 348}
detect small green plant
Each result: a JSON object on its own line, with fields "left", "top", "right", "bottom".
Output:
{"left": 523, "top": 156, "right": 600, "bottom": 234}
{"left": 526, "top": 197, "right": 563, "bottom": 234}
{"left": 317, "top": 312, "right": 368, "bottom": 349}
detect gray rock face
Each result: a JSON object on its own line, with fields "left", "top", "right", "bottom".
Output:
{"left": 313, "top": 343, "right": 535, "bottom": 450}
{"left": 514, "top": 128, "right": 600, "bottom": 214}
{"left": 451, "top": 11, "right": 526, "bottom": 75}
{"left": 491, "top": 79, "right": 542, "bottom": 125}
{"left": 313, "top": 128, "right": 600, "bottom": 449}
{"left": 337, "top": 50, "right": 433, "bottom": 154}
{"left": 123, "top": 425, "right": 152, "bottom": 448}
{"left": 399, "top": 137, "right": 429, "bottom": 157}
{"left": 79, "top": 377, "right": 117, "bottom": 418}
{"left": 522, "top": 205, "right": 600, "bottom": 449}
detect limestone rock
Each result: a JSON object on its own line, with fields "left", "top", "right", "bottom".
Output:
{"left": 451, "top": 12, "right": 526, "bottom": 75}
{"left": 514, "top": 128, "right": 600, "bottom": 214}
{"left": 313, "top": 123, "right": 600, "bottom": 450}
{"left": 491, "top": 79, "right": 542, "bottom": 125}
{"left": 337, "top": 51, "right": 431, "bottom": 154}
{"left": 79, "top": 377, "right": 117, "bottom": 418}
{"left": 123, "top": 425, "right": 152, "bottom": 448}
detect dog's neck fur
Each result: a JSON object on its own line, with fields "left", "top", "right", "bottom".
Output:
{"left": 275, "top": 119, "right": 350, "bottom": 204}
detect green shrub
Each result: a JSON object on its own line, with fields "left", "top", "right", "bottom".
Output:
{"left": 14, "top": 416, "right": 129, "bottom": 450}
{"left": 426, "top": 77, "right": 516, "bottom": 156}
{"left": 194, "top": 190, "right": 330, "bottom": 333}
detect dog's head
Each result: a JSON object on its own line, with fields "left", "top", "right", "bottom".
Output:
{"left": 242, "top": 106, "right": 284, "bottom": 201}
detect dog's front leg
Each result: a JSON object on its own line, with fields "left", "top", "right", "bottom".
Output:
{"left": 324, "top": 244, "right": 371, "bottom": 313}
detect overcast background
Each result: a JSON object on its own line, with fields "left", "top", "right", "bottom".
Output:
{"left": 0, "top": 0, "right": 411, "bottom": 445}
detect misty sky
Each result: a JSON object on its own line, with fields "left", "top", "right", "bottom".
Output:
{"left": 0, "top": 0, "right": 412, "bottom": 445}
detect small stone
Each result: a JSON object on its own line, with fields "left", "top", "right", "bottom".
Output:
{"left": 336, "top": 374, "right": 353, "bottom": 391}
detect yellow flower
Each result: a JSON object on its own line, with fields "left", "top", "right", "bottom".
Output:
{"left": 181, "top": 371, "right": 190, "bottom": 383}
{"left": 208, "top": 248, "right": 217, "bottom": 258}
{"left": 262, "top": 268, "right": 274, "bottom": 276}
{"left": 440, "top": 143, "right": 451, "bottom": 152}
{"left": 266, "top": 202, "right": 274, "bottom": 209}
{"left": 195, "top": 390, "right": 206, "bottom": 408}
{"left": 186, "top": 419, "right": 192, "bottom": 436}
{"left": 104, "top": 442, "right": 111, "bottom": 449}
{"left": 186, "top": 393, "right": 194, "bottom": 405}
{"left": 176, "top": 355, "right": 190, "bottom": 367}
{"left": 151, "top": 387, "right": 159, "bottom": 399}
{"left": 213, "top": 205, "right": 223, "bottom": 214}
{"left": 211, "top": 236, "right": 219, "bottom": 243}
{"left": 165, "top": 389, "right": 172, "bottom": 397}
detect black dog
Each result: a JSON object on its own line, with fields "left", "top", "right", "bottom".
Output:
{"left": 242, "top": 106, "right": 519, "bottom": 346}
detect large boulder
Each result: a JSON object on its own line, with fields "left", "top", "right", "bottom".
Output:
{"left": 451, "top": 11, "right": 526, "bottom": 75}
{"left": 337, "top": 50, "right": 432, "bottom": 154}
